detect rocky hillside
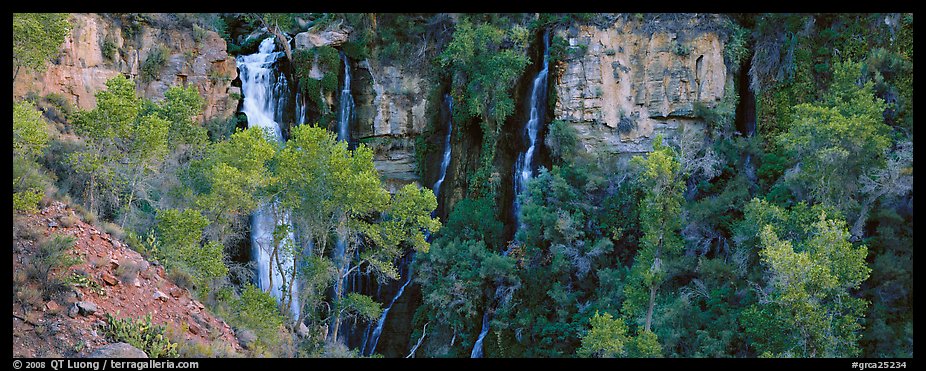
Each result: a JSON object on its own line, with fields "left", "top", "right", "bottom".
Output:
{"left": 12, "top": 201, "right": 243, "bottom": 358}
{"left": 12, "top": 13, "right": 239, "bottom": 122}
{"left": 554, "top": 14, "right": 730, "bottom": 156}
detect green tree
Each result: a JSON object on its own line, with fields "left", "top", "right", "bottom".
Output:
{"left": 741, "top": 203, "right": 870, "bottom": 357}
{"left": 272, "top": 124, "right": 439, "bottom": 339}
{"left": 577, "top": 311, "right": 629, "bottom": 358}
{"left": 439, "top": 17, "right": 530, "bottom": 194}
{"left": 622, "top": 135, "right": 687, "bottom": 334}
{"left": 155, "top": 208, "right": 228, "bottom": 294}
{"left": 13, "top": 101, "right": 51, "bottom": 212}
{"left": 157, "top": 85, "right": 207, "bottom": 149}
{"left": 12, "top": 13, "right": 70, "bottom": 80}
{"left": 69, "top": 75, "right": 140, "bottom": 215}
{"left": 191, "top": 127, "right": 275, "bottom": 244}
{"left": 118, "top": 113, "right": 169, "bottom": 226}
{"left": 777, "top": 61, "right": 890, "bottom": 218}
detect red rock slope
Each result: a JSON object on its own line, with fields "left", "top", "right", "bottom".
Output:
{"left": 12, "top": 201, "right": 242, "bottom": 357}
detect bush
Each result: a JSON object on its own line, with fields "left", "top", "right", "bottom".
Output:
{"left": 27, "top": 234, "right": 80, "bottom": 297}
{"left": 15, "top": 284, "right": 45, "bottom": 309}
{"left": 14, "top": 189, "right": 44, "bottom": 213}
{"left": 192, "top": 23, "right": 207, "bottom": 42}
{"left": 115, "top": 260, "right": 143, "bottom": 284}
{"left": 216, "top": 284, "right": 287, "bottom": 357}
{"left": 205, "top": 115, "right": 242, "bottom": 142}
{"left": 292, "top": 46, "right": 340, "bottom": 112}
{"left": 140, "top": 46, "right": 168, "bottom": 82}
{"left": 618, "top": 113, "right": 637, "bottom": 134}
{"left": 101, "top": 221, "right": 126, "bottom": 241}
{"left": 101, "top": 36, "right": 117, "bottom": 61}
{"left": 59, "top": 213, "right": 80, "bottom": 228}
{"left": 101, "top": 313, "right": 179, "bottom": 358}
{"left": 545, "top": 120, "right": 578, "bottom": 161}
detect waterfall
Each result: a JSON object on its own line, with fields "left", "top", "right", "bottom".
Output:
{"left": 470, "top": 31, "right": 552, "bottom": 359}
{"left": 239, "top": 37, "right": 300, "bottom": 317}
{"left": 512, "top": 31, "right": 551, "bottom": 230}
{"left": 470, "top": 311, "right": 490, "bottom": 358}
{"left": 432, "top": 94, "right": 454, "bottom": 198}
{"left": 295, "top": 90, "right": 307, "bottom": 126}
{"left": 330, "top": 52, "right": 356, "bottom": 344}
{"left": 363, "top": 256, "right": 416, "bottom": 356}
{"left": 362, "top": 93, "right": 455, "bottom": 356}
{"left": 338, "top": 52, "right": 354, "bottom": 143}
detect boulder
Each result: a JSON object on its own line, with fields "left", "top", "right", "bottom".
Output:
{"left": 296, "top": 322, "right": 310, "bottom": 338}
{"left": 88, "top": 342, "right": 149, "bottom": 358}
{"left": 45, "top": 300, "right": 62, "bottom": 312}
{"left": 294, "top": 22, "right": 351, "bottom": 49}
{"left": 101, "top": 272, "right": 119, "bottom": 286}
{"left": 236, "top": 329, "right": 257, "bottom": 350}
{"left": 152, "top": 290, "right": 169, "bottom": 302}
{"left": 75, "top": 301, "right": 97, "bottom": 316}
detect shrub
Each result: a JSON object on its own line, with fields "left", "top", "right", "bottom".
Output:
{"left": 672, "top": 41, "right": 691, "bottom": 56}
{"left": 16, "top": 284, "right": 45, "bottom": 309}
{"left": 618, "top": 113, "right": 637, "bottom": 134}
{"left": 27, "top": 234, "right": 80, "bottom": 296}
{"left": 216, "top": 284, "right": 287, "bottom": 357}
{"left": 115, "top": 260, "right": 143, "bottom": 284}
{"left": 63, "top": 271, "right": 105, "bottom": 296}
{"left": 59, "top": 213, "right": 80, "bottom": 228}
{"left": 101, "top": 313, "right": 180, "bottom": 358}
{"left": 101, "top": 36, "right": 117, "bottom": 61}
{"left": 192, "top": 23, "right": 207, "bottom": 42}
{"left": 14, "top": 189, "right": 44, "bottom": 213}
{"left": 140, "top": 46, "right": 168, "bottom": 82}
{"left": 167, "top": 266, "right": 194, "bottom": 291}
{"left": 205, "top": 115, "right": 241, "bottom": 142}
{"left": 101, "top": 221, "right": 125, "bottom": 241}
{"left": 545, "top": 120, "right": 579, "bottom": 161}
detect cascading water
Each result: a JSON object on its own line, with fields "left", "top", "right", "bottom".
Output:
{"left": 363, "top": 255, "right": 415, "bottom": 355}
{"left": 470, "top": 312, "right": 490, "bottom": 358}
{"left": 338, "top": 52, "right": 354, "bottom": 143}
{"left": 432, "top": 93, "right": 454, "bottom": 198}
{"left": 512, "top": 31, "right": 551, "bottom": 230}
{"left": 239, "top": 37, "right": 300, "bottom": 317}
{"left": 362, "top": 93, "right": 455, "bottom": 356}
{"left": 331, "top": 52, "right": 355, "bottom": 343}
{"left": 470, "top": 31, "right": 552, "bottom": 359}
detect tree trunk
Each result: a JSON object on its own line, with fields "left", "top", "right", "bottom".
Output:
{"left": 329, "top": 273, "right": 344, "bottom": 343}
{"left": 270, "top": 26, "right": 292, "bottom": 63}
{"left": 286, "top": 253, "right": 298, "bottom": 319}
{"left": 850, "top": 194, "right": 879, "bottom": 242}
{"left": 120, "top": 169, "right": 141, "bottom": 228}
{"left": 644, "top": 284, "right": 656, "bottom": 333}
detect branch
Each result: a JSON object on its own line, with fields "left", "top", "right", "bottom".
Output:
{"left": 406, "top": 321, "right": 429, "bottom": 358}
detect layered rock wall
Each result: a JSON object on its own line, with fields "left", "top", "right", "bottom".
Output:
{"left": 13, "top": 13, "right": 238, "bottom": 122}
{"left": 553, "top": 14, "right": 730, "bottom": 156}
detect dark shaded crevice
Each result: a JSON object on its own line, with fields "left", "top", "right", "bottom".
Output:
{"left": 497, "top": 29, "right": 554, "bottom": 243}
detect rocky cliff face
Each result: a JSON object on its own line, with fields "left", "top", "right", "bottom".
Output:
{"left": 553, "top": 14, "right": 730, "bottom": 156}
{"left": 292, "top": 23, "right": 429, "bottom": 192}
{"left": 13, "top": 13, "right": 238, "bottom": 122}
{"left": 353, "top": 58, "right": 432, "bottom": 191}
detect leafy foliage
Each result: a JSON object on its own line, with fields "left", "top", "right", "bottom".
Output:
{"left": 12, "top": 13, "right": 70, "bottom": 79}
{"left": 155, "top": 208, "right": 228, "bottom": 294}
{"left": 742, "top": 205, "right": 870, "bottom": 357}
{"left": 577, "top": 311, "right": 629, "bottom": 358}
{"left": 102, "top": 313, "right": 180, "bottom": 358}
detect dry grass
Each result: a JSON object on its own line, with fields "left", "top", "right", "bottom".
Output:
{"left": 115, "top": 260, "right": 143, "bottom": 284}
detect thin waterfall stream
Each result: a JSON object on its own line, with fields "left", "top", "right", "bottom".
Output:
{"left": 363, "top": 93, "right": 455, "bottom": 356}
{"left": 472, "top": 31, "right": 552, "bottom": 358}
